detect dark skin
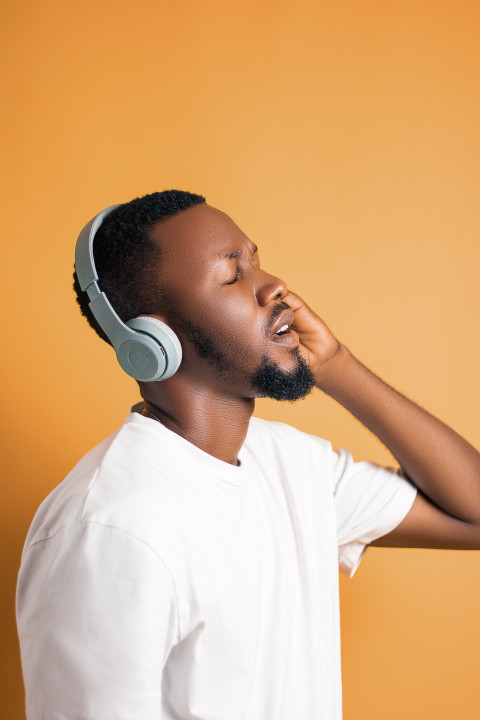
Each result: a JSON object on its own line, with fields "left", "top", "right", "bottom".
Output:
{"left": 139, "top": 203, "right": 480, "bottom": 551}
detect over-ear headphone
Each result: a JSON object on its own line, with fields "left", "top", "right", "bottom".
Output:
{"left": 75, "top": 204, "right": 182, "bottom": 382}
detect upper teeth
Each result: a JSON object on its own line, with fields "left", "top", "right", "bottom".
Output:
{"left": 276, "top": 324, "right": 289, "bottom": 334}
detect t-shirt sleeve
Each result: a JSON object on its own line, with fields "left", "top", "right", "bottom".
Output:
{"left": 330, "top": 447, "right": 417, "bottom": 577}
{"left": 16, "top": 521, "right": 179, "bottom": 720}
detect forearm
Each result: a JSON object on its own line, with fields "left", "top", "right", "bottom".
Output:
{"left": 315, "top": 344, "right": 480, "bottom": 524}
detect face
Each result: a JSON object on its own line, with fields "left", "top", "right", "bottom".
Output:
{"left": 148, "top": 204, "right": 315, "bottom": 401}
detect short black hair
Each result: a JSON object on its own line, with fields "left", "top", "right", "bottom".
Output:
{"left": 73, "top": 189, "right": 206, "bottom": 344}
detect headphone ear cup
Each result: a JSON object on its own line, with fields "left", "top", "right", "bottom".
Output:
{"left": 126, "top": 316, "right": 182, "bottom": 381}
{"left": 116, "top": 334, "right": 166, "bottom": 381}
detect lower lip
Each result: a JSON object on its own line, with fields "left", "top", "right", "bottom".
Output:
{"left": 270, "top": 329, "right": 299, "bottom": 347}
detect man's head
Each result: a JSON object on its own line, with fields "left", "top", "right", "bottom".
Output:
{"left": 73, "top": 190, "right": 315, "bottom": 401}
{"left": 73, "top": 190, "right": 206, "bottom": 344}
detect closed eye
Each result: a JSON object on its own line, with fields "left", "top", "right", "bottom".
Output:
{"left": 224, "top": 273, "right": 239, "bottom": 285}
{"left": 221, "top": 244, "right": 258, "bottom": 286}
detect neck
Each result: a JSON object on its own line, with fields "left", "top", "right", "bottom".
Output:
{"left": 139, "top": 376, "right": 254, "bottom": 466}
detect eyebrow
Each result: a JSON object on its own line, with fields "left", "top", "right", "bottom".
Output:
{"left": 221, "top": 243, "right": 258, "bottom": 260}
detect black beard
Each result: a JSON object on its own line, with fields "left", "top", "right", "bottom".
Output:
{"left": 250, "top": 346, "right": 316, "bottom": 401}
{"left": 173, "top": 314, "right": 316, "bottom": 402}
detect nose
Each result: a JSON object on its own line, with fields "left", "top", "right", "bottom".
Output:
{"left": 255, "top": 269, "right": 288, "bottom": 307}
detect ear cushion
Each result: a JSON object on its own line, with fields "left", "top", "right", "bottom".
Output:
{"left": 126, "top": 316, "right": 182, "bottom": 381}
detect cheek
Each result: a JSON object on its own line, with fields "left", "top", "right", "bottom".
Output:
{"left": 167, "top": 276, "right": 267, "bottom": 349}
{"left": 214, "top": 297, "right": 266, "bottom": 345}
{"left": 187, "top": 286, "right": 255, "bottom": 330}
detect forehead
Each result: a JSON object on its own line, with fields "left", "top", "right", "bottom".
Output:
{"left": 148, "top": 204, "right": 249, "bottom": 264}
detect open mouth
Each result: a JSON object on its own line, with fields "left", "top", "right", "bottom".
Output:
{"left": 271, "top": 326, "right": 297, "bottom": 345}
{"left": 270, "top": 310, "right": 298, "bottom": 346}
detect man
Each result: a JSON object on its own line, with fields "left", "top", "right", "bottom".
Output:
{"left": 16, "top": 190, "right": 480, "bottom": 719}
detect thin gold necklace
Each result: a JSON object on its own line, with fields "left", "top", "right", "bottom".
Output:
{"left": 141, "top": 404, "right": 165, "bottom": 426}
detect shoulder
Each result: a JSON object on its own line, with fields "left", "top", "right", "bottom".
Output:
{"left": 22, "top": 413, "right": 181, "bottom": 555}
{"left": 248, "top": 415, "right": 332, "bottom": 449}
{"left": 246, "top": 416, "right": 337, "bottom": 469}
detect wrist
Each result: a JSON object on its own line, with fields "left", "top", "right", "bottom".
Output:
{"left": 314, "top": 343, "right": 355, "bottom": 396}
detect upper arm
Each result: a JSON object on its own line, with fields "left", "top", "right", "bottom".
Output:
{"left": 370, "top": 489, "right": 480, "bottom": 550}
{"left": 17, "top": 522, "right": 179, "bottom": 719}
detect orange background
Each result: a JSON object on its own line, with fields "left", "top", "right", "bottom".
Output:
{"left": 2, "top": 1, "right": 480, "bottom": 718}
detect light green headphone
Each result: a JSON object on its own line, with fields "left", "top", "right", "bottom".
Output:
{"left": 75, "top": 204, "right": 182, "bottom": 381}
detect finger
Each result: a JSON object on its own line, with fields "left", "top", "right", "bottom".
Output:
{"left": 284, "top": 290, "right": 305, "bottom": 312}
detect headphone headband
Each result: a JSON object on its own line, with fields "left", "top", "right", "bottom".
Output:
{"left": 75, "top": 204, "right": 122, "bottom": 295}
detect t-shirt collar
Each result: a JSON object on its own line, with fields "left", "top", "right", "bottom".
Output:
{"left": 126, "top": 408, "right": 248, "bottom": 486}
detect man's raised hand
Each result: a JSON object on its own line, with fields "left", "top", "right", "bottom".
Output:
{"left": 284, "top": 290, "right": 341, "bottom": 384}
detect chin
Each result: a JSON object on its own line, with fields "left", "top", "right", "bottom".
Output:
{"left": 250, "top": 348, "right": 316, "bottom": 402}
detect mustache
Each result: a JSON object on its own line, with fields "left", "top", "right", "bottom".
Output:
{"left": 265, "top": 301, "right": 291, "bottom": 335}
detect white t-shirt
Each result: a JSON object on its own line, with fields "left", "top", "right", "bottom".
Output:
{"left": 17, "top": 411, "right": 416, "bottom": 720}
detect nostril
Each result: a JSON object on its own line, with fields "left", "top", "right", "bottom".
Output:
{"left": 255, "top": 272, "right": 288, "bottom": 306}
